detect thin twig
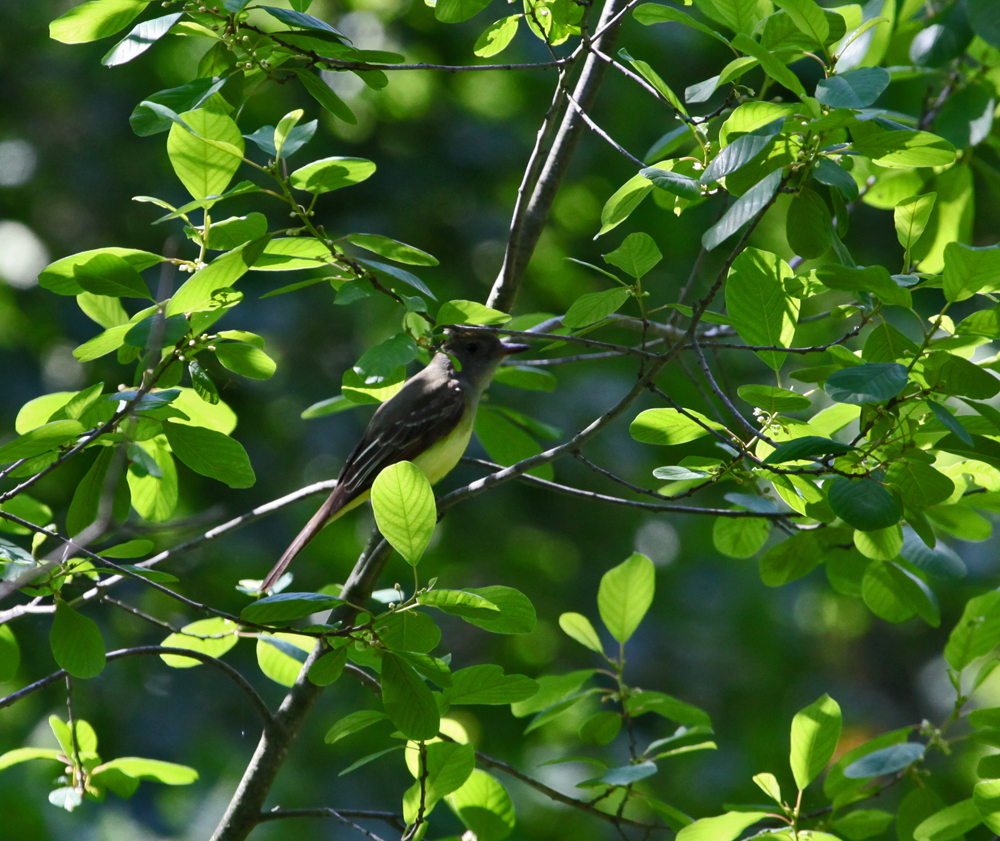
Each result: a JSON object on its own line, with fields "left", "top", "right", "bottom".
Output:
{"left": 0, "top": 646, "right": 273, "bottom": 724}
{"left": 258, "top": 808, "right": 404, "bottom": 833}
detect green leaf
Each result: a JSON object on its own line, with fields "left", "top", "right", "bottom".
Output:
{"left": 325, "top": 709, "right": 388, "bottom": 744}
{"left": 753, "top": 772, "right": 782, "bottom": 804}
{"left": 974, "top": 779, "right": 1000, "bottom": 835}
{"left": 258, "top": 5, "right": 346, "bottom": 36}
{"left": 886, "top": 460, "right": 954, "bottom": 508}
{"left": 129, "top": 77, "right": 229, "bottom": 136}
{"left": 914, "top": 799, "right": 982, "bottom": 841}
{"left": 759, "top": 529, "right": 829, "bottom": 586}
{"left": 0, "top": 747, "right": 63, "bottom": 772}
{"left": 854, "top": 525, "right": 903, "bottom": 561}
{"left": 348, "top": 233, "right": 438, "bottom": 266}
{"left": 166, "top": 108, "right": 244, "bottom": 201}
{"left": 790, "top": 694, "right": 842, "bottom": 790}
{"left": 162, "top": 421, "right": 255, "bottom": 488}
{"left": 773, "top": 0, "right": 829, "bottom": 44}
{"left": 595, "top": 760, "right": 658, "bottom": 786}
{"left": 786, "top": 187, "right": 832, "bottom": 259}
{"left": 160, "top": 617, "right": 239, "bottom": 667}
{"left": 256, "top": 633, "right": 312, "bottom": 686}
{"left": 67, "top": 447, "right": 119, "bottom": 537}
{"left": 825, "top": 363, "right": 908, "bottom": 404}
{"left": 603, "top": 232, "right": 662, "bottom": 278}
{"left": 702, "top": 119, "right": 783, "bottom": 184}
{"left": 308, "top": 644, "right": 349, "bottom": 686}
{"left": 510, "top": 670, "right": 595, "bottom": 717}
{"left": 417, "top": 589, "right": 500, "bottom": 620}
{"left": 445, "top": 664, "right": 539, "bottom": 705}
{"left": 94, "top": 756, "right": 198, "bottom": 785}
{"left": 843, "top": 742, "right": 924, "bottom": 778}
{"left": 381, "top": 651, "right": 440, "bottom": 740}
{"left": 832, "top": 809, "right": 894, "bottom": 840}
{"left": 630, "top": 408, "right": 724, "bottom": 445}
{"left": 738, "top": 384, "right": 810, "bottom": 413}
{"left": 597, "top": 552, "right": 655, "bottom": 644}
{"left": 295, "top": 66, "right": 357, "bottom": 121}
{"left": 579, "top": 711, "right": 622, "bottom": 746}
{"left": 725, "top": 248, "right": 799, "bottom": 371}
{"left": 900, "top": 528, "right": 965, "bottom": 582}
{"left": 403, "top": 741, "right": 476, "bottom": 822}
{"left": 435, "top": 0, "right": 491, "bottom": 23}
{"left": 713, "top": 516, "right": 770, "bottom": 558}
{"left": 474, "top": 15, "right": 521, "bottom": 57}
{"left": 559, "top": 612, "right": 603, "bottom": 653}
{"left": 289, "top": 157, "right": 376, "bottom": 195}
{"left": 375, "top": 611, "right": 441, "bottom": 653}
{"left": 41, "top": 247, "right": 163, "bottom": 296}
{"left": 640, "top": 167, "right": 703, "bottom": 199}
{"left": 626, "top": 690, "right": 711, "bottom": 726}
{"left": 215, "top": 343, "right": 277, "bottom": 380}
{"left": 703, "top": 168, "right": 783, "bottom": 251}
{"left": 599, "top": 172, "right": 654, "bottom": 236}
{"left": 102, "top": 12, "right": 181, "bottom": 66}
{"left": 763, "top": 436, "right": 854, "bottom": 464}
{"left": 969, "top": 0, "right": 1000, "bottom": 49}
{"left": 165, "top": 243, "right": 261, "bottom": 319}
{"left": 943, "top": 242, "right": 1000, "bottom": 302}
{"left": 437, "top": 299, "right": 510, "bottom": 326}
{"left": 815, "top": 68, "right": 890, "bottom": 109}
{"left": 633, "top": 4, "right": 731, "bottom": 46}
{"left": 73, "top": 252, "right": 152, "bottom": 299}
{"left": 474, "top": 406, "right": 553, "bottom": 481}
{"left": 241, "top": 592, "right": 342, "bottom": 625}
{"left": 894, "top": 193, "right": 937, "bottom": 265}
{"left": 828, "top": 477, "right": 900, "bottom": 531}
{"left": 50, "top": 0, "right": 149, "bottom": 44}
{"left": 0, "top": 420, "right": 83, "bottom": 464}
{"left": 124, "top": 313, "right": 188, "bottom": 349}
{"left": 446, "top": 769, "right": 516, "bottom": 841}
{"left": 815, "top": 264, "right": 911, "bottom": 307}
{"left": 864, "top": 323, "right": 919, "bottom": 364}
{"left": 562, "top": 288, "right": 631, "bottom": 329}
{"left": 676, "top": 811, "right": 770, "bottom": 841}
{"left": 371, "top": 461, "right": 436, "bottom": 565}
{"left": 731, "top": 33, "right": 805, "bottom": 98}
{"left": 50, "top": 602, "right": 105, "bottom": 679}
{"left": 814, "top": 158, "right": 860, "bottom": 201}
{"left": 945, "top": 591, "right": 1000, "bottom": 670}
{"left": 461, "top": 585, "right": 536, "bottom": 634}
{"left": 0, "top": 624, "right": 21, "bottom": 681}
{"left": 491, "top": 366, "right": 556, "bottom": 392}
{"left": 853, "top": 130, "right": 956, "bottom": 169}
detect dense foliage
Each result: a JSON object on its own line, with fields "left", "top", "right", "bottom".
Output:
{"left": 4, "top": 0, "right": 1000, "bottom": 839}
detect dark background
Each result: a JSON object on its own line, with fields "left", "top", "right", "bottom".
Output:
{"left": 1, "top": 0, "right": 998, "bottom": 838}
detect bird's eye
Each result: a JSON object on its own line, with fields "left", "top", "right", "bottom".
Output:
{"left": 465, "top": 342, "right": 478, "bottom": 353}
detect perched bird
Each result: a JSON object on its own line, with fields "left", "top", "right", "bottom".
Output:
{"left": 260, "top": 329, "right": 529, "bottom": 592}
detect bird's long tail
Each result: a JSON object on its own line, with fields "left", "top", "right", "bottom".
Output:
{"left": 259, "top": 486, "right": 349, "bottom": 593}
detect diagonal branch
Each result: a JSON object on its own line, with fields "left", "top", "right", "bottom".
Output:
{"left": 489, "top": 0, "right": 631, "bottom": 312}
{"left": 0, "top": 646, "right": 273, "bottom": 725}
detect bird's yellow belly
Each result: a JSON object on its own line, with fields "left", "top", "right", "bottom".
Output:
{"left": 411, "top": 405, "right": 476, "bottom": 485}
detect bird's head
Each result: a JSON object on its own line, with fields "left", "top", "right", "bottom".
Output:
{"left": 439, "top": 328, "right": 529, "bottom": 389}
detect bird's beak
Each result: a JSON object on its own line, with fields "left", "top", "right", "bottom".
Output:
{"left": 500, "top": 342, "right": 530, "bottom": 356}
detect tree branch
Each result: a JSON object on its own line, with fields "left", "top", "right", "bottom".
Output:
{"left": 0, "top": 646, "right": 273, "bottom": 725}
{"left": 489, "top": 0, "right": 631, "bottom": 311}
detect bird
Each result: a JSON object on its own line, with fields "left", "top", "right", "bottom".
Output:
{"left": 260, "top": 328, "right": 530, "bottom": 592}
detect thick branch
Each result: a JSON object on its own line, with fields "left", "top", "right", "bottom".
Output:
{"left": 210, "top": 536, "right": 394, "bottom": 841}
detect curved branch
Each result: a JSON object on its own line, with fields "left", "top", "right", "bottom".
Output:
{"left": 0, "top": 646, "right": 273, "bottom": 725}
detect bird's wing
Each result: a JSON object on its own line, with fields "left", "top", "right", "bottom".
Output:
{"left": 339, "top": 375, "right": 467, "bottom": 496}
{"left": 260, "top": 372, "right": 466, "bottom": 593}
